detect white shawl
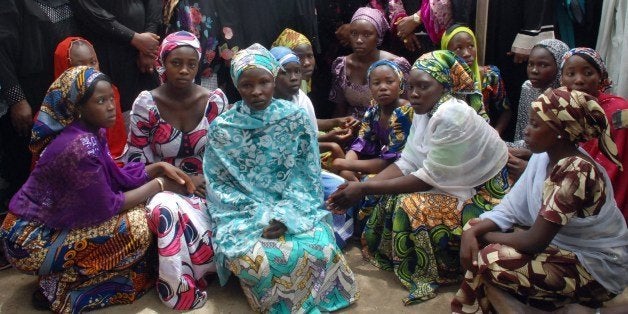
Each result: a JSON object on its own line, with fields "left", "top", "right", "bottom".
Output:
{"left": 395, "top": 97, "right": 508, "bottom": 202}
{"left": 481, "top": 151, "right": 628, "bottom": 294}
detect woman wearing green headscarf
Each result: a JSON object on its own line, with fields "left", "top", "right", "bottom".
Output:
{"left": 327, "top": 50, "right": 510, "bottom": 305}
{"left": 441, "top": 25, "right": 512, "bottom": 135}
{"left": 203, "top": 44, "right": 358, "bottom": 313}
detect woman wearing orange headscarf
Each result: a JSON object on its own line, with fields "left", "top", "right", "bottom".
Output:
{"left": 51, "top": 37, "right": 126, "bottom": 160}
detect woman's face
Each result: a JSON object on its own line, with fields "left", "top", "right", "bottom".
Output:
{"left": 69, "top": 43, "right": 99, "bottom": 71}
{"left": 561, "top": 55, "right": 601, "bottom": 96}
{"left": 407, "top": 69, "right": 444, "bottom": 114}
{"left": 526, "top": 46, "right": 558, "bottom": 89}
{"left": 79, "top": 80, "right": 116, "bottom": 129}
{"left": 369, "top": 65, "right": 401, "bottom": 106}
{"left": 447, "top": 32, "right": 476, "bottom": 67}
{"left": 524, "top": 109, "right": 559, "bottom": 153}
{"left": 349, "top": 20, "right": 378, "bottom": 55}
{"left": 275, "top": 62, "right": 302, "bottom": 100}
{"left": 164, "top": 46, "right": 199, "bottom": 88}
{"left": 292, "top": 44, "right": 315, "bottom": 81}
{"left": 237, "top": 68, "right": 275, "bottom": 111}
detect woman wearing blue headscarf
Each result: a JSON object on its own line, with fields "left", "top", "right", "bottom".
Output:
{"left": 203, "top": 43, "right": 358, "bottom": 313}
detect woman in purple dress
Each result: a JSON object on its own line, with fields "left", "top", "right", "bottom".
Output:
{"left": 1, "top": 66, "right": 194, "bottom": 313}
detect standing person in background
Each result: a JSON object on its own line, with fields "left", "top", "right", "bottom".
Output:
{"left": 597, "top": 0, "right": 628, "bottom": 99}
{"left": 0, "top": 0, "right": 79, "bottom": 238}
{"left": 70, "top": 0, "right": 161, "bottom": 115}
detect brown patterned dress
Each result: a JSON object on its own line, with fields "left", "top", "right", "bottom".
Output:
{"left": 451, "top": 156, "right": 616, "bottom": 313}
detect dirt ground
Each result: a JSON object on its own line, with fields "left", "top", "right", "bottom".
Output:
{"left": 0, "top": 243, "right": 626, "bottom": 313}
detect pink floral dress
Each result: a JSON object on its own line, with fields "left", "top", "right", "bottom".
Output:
{"left": 125, "top": 89, "right": 227, "bottom": 310}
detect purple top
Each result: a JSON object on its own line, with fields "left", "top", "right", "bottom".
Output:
{"left": 329, "top": 55, "right": 411, "bottom": 118}
{"left": 9, "top": 121, "right": 149, "bottom": 229}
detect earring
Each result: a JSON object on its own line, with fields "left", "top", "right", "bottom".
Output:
{"left": 557, "top": 134, "right": 562, "bottom": 139}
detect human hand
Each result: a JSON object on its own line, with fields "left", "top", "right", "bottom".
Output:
{"left": 460, "top": 228, "right": 480, "bottom": 271}
{"left": 508, "top": 147, "right": 532, "bottom": 160}
{"left": 328, "top": 128, "right": 353, "bottom": 144}
{"left": 137, "top": 52, "right": 156, "bottom": 74}
{"left": 395, "top": 15, "right": 420, "bottom": 39}
{"left": 339, "top": 170, "right": 360, "bottom": 183}
{"left": 402, "top": 33, "right": 421, "bottom": 52}
{"left": 338, "top": 116, "right": 360, "bottom": 130}
{"left": 326, "top": 181, "right": 364, "bottom": 212}
{"left": 262, "top": 219, "right": 287, "bottom": 239}
{"left": 507, "top": 51, "right": 529, "bottom": 64}
{"left": 190, "top": 174, "right": 206, "bottom": 198}
{"left": 506, "top": 153, "right": 528, "bottom": 182}
{"left": 158, "top": 162, "right": 195, "bottom": 194}
{"left": 335, "top": 24, "right": 351, "bottom": 47}
{"left": 131, "top": 32, "right": 160, "bottom": 57}
{"left": 10, "top": 99, "right": 33, "bottom": 137}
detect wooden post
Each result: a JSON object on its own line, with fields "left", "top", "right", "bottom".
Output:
{"left": 475, "top": 0, "right": 489, "bottom": 65}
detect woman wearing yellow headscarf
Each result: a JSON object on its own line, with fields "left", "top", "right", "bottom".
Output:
{"left": 441, "top": 25, "right": 512, "bottom": 136}
{"left": 272, "top": 28, "right": 315, "bottom": 93}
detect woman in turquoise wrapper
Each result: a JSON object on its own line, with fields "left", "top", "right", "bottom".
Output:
{"left": 203, "top": 43, "right": 358, "bottom": 313}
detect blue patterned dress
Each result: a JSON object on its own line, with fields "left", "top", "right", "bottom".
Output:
{"left": 203, "top": 98, "right": 358, "bottom": 312}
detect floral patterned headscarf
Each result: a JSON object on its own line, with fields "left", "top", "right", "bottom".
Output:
{"left": 412, "top": 50, "right": 484, "bottom": 117}
{"left": 272, "top": 28, "right": 311, "bottom": 49}
{"left": 532, "top": 86, "right": 621, "bottom": 170}
{"left": 230, "top": 43, "right": 280, "bottom": 83}
{"left": 31, "top": 66, "right": 107, "bottom": 156}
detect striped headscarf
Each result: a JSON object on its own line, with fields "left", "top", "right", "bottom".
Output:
{"left": 158, "top": 31, "right": 202, "bottom": 82}
{"left": 367, "top": 59, "right": 405, "bottom": 91}
{"left": 532, "top": 86, "right": 621, "bottom": 170}
{"left": 269, "top": 46, "right": 300, "bottom": 69}
{"left": 30, "top": 66, "right": 107, "bottom": 155}
{"left": 351, "top": 7, "right": 390, "bottom": 46}
{"left": 272, "top": 28, "right": 311, "bottom": 49}
{"left": 561, "top": 47, "right": 613, "bottom": 93}
{"left": 412, "top": 50, "right": 484, "bottom": 117}
{"left": 230, "top": 43, "right": 280, "bottom": 83}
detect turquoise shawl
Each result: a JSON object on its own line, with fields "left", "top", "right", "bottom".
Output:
{"left": 203, "top": 98, "right": 329, "bottom": 282}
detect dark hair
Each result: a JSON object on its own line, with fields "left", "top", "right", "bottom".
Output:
{"left": 78, "top": 74, "right": 112, "bottom": 106}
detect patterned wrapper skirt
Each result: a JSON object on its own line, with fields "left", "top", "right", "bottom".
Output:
{"left": 362, "top": 167, "right": 510, "bottom": 305}
{"left": 146, "top": 192, "right": 215, "bottom": 310}
{"left": 227, "top": 221, "right": 359, "bottom": 313}
{"left": 0, "top": 206, "right": 153, "bottom": 314}
{"left": 451, "top": 243, "right": 615, "bottom": 313}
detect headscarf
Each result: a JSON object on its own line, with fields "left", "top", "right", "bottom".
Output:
{"left": 54, "top": 37, "right": 94, "bottom": 79}
{"left": 412, "top": 50, "right": 484, "bottom": 117}
{"left": 533, "top": 39, "right": 570, "bottom": 89}
{"left": 351, "top": 7, "right": 390, "bottom": 46}
{"left": 440, "top": 25, "right": 482, "bottom": 94}
{"left": 31, "top": 66, "right": 107, "bottom": 156}
{"left": 532, "top": 86, "right": 621, "bottom": 170}
{"left": 272, "top": 28, "right": 311, "bottom": 49}
{"left": 269, "top": 46, "right": 300, "bottom": 70}
{"left": 560, "top": 47, "right": 613, "bottom": 93}
{"left": 158, "top": 31, "right": 202, "bottom": 82}
{"left": 230, "top": 43, "right": 280, "bottom": 83}
{"left": 367, "top": 59, "right": 405, "bottom": 91}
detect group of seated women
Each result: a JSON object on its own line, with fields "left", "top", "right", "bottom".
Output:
{"left": 1, "top": 5, "right": 627, "bottom": 314}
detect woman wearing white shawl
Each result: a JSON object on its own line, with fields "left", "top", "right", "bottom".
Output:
{"left": 327, "top": 50, "right": 509, "bottom": 304}
{"left": 452, "top": 87, "right": 628, "bottom": 313}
